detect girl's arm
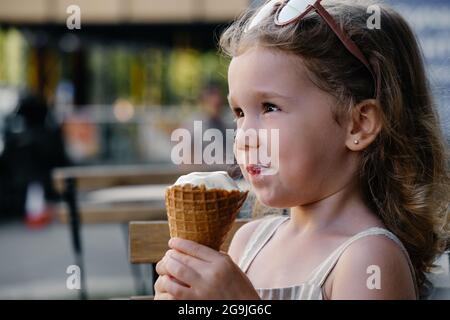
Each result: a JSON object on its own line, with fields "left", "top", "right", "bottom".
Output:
{"left": 329, "top": 236, "right": 417, "bottom": 300}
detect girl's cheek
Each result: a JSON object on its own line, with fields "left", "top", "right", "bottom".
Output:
{"left": 232, "top": 145, "right": 249, "bottom": 182}
{"left": 275, "top": 126, "right": 302, "bottom": 170}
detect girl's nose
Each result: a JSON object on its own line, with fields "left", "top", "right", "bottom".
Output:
{"left": 234, "top": 122, "right": 260, "bottom": 152}
{"left": 234, "top": 126, "right": 261, "bottom": 167}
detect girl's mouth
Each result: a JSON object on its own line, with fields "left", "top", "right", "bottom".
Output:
{"left": 246, "top": 164, "right": 270, "bottom": 176}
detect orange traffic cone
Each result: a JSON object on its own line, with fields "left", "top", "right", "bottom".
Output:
{"left": 25, "top": 182, "right": 52, "bottom": 229}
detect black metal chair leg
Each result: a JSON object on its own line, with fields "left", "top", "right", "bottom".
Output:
{"left": 152, "top": 263, "right": 158, "bottom": 295}
{"left": 64, "top": 177, "right": 88, "bottom": 300}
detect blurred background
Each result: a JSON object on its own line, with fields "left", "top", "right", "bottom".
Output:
{"left": 0, "top": 0, "right": 448, "bottom": 299}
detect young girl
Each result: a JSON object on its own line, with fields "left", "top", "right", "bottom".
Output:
{"left": 154, "top": 0, "right": 449, "bottom": 300}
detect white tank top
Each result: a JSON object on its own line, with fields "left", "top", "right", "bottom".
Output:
{"left": 238, "top": 215, "right": 419, "bottom": 300}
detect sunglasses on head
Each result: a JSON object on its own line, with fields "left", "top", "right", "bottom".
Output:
{"left": 246, "top": 0, "right": 380, "bottom": 100}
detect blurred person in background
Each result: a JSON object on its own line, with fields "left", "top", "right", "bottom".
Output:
{"left": 199, "top": 84, "right": 228, "bottom": 139}
{"left": 177, "top": 83, "right": 233, "bottom": 166}
{"left": 198, "top": 83, "right": 234, "bottom": 162}
{"left": 0, "top": 92, "right": 70, "bottom": 227}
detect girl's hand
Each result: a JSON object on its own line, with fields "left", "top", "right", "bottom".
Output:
{"left": 154, "top": 237, "right": 261, "bottom": 300}
{"left": 153, "top": 278, "right": 176, "bottom": 300}
{"left": 154, "top": 258, "right": 188, "bottom": 300}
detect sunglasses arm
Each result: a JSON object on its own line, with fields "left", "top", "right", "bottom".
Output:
{"left": 313, "top": 3, "right": 380, "bottom": 99}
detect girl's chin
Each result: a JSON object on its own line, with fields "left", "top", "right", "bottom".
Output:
{"left": 253, "top": 189, "right": 287, "bottom": 209}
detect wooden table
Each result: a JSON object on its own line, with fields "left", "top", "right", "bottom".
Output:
{"left": 52, "top": 164, "right": 232, "bottom": 193}
{"left": 55, "top": 184, "right": 169, "bottom": 224}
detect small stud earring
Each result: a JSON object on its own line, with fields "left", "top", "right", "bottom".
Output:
{"left": 354, "top": 139, "right": 359, "bottom": 145}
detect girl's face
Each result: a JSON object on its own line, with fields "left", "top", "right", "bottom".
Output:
{"left": 228, "top": 46, "right": 356, "bottom": 208}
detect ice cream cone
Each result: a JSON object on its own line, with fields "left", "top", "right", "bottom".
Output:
{"left": 165, "top": 183, "right": 248, "bottom": 250}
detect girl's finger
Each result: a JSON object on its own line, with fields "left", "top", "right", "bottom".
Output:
{"left": 168, "top": 249, "right": 207, "bottom": 270}
{"left": 154, "top": 292, "right": 176, "bottom": 300}
{"left": 155, "top": 274, "right": 188, "bottom": 294}
{"left": 154, "top": 274, "right": 166, "bottom": 293}
{"left": 156, "top": 255, "right": 190, "bottom": 287}
{"left": 155, "top": 257, "right": 168, "bottom": 276}
{"left": 163, "top": 274, "right": 191, "bottom": 299}
{"left": 168, "top": 237, "right": 219, "bottom": 261}
{"left": 165, "top": 253, "right": 201, "bottom": 286}
{"left": 168, "top": 274, "right": 189, "bottom": 287}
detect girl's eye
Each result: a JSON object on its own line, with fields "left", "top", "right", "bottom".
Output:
{"left": 232, "top": 108, "right": 244, "bottom": 122}
{"left": 262, "top": 103, "right": 280, "bottom": 113}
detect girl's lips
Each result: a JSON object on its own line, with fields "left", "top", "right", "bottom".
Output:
{"left": 246, "top": 164, "right": 269, "bottom": 176}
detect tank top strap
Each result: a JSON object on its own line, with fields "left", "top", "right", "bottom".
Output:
{"left": 238, "top": 215, "right": 289, "bottom": 273}
{"left": 306, "top": 227, "right": 419, "bottom": 299}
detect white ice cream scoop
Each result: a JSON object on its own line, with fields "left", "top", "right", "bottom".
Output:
{"left": 172, "top": 171, "right": 241, "bottom": 191}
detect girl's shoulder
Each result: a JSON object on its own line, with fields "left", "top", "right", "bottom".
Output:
{"left": 328, "top": 228, "right": 417, "bottom": 299}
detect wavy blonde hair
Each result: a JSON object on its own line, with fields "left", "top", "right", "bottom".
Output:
{"left": 220, "top": 0, "right": 450, "bottom": 298}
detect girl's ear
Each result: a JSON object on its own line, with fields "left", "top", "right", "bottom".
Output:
{"left": 345, "top": 99, "right": 383, "bottom": 151}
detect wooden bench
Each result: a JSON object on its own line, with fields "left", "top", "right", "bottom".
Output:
{"left": 128, "top": 218, "right": 251, "bottom": 299}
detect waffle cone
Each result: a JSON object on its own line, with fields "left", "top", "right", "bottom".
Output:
{"left": 165, "top": 184, "right": 248, "bottom": 250}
